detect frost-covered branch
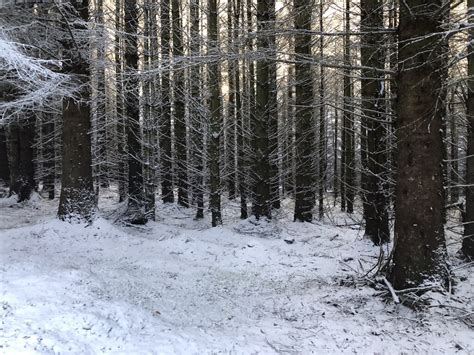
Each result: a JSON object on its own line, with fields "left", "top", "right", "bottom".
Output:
{"left": 0, "top": 28, "right": 73, "bottom": 120}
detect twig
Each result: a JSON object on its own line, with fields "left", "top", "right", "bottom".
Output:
{"left": 382, "top": 276, "right": 400, "bottom": 304}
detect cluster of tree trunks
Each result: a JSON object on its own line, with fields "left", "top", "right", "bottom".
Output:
{"left": 1, "top": 0, "right": 473, "bottom": 291}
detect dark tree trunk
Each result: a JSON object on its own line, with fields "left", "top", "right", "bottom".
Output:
{"left": 318, "top": 0, "right": 326, "bottom": 219}
{"left": 252, "top": 0, "right": 273, "bottom": 220}
{"left": 7, "top": 117, "right": 35, "bottom": 202}
{"left": 189, "top": 0, "right": 204, "bottom": 219}
{"left": 142, "top": 0, "right": 157, "bottom": 220}
{"left": 58, "top": 0, "right": 95, "bottom": 220}
{"left": 227, "top": 0, "right": 237, "bottom": 201}
{"left": 333, "top": 105, "right": 338, "bottom": 205}
{"left": 389, "top": 0, "right": 448, "bottom": 289}
{"left": 448, "top": 91, "right": 459, "bottom": 204}
{"left": 172, "top": 0, "right": 189, "bottom": 208}
{"left": 284, "top": 64, "right": 295, "bottom": 198}
{"left": 360, "top": 0, "right": 389, "bottom": 245}
{"left": 160, "top": 0, "right": 174, "bottom": 204}
{"left": 440, "top": 6, "right": 450, "bottom": 224}
{"left": 115, "top": 0, "right": 127, "bottom": 203}
{"left": 95, "top": 0, "right": 108, "bottom": 192}
{"left": 241, "top": 0, "right": 256, "bottom": 218}
{"left": 41, "top": 114, "right": 55, "bottom": 199}
{"left": 268, "top": 0, "right": 279, "bottom": 210}
{"left": 341, "top": 0, "right": 354, "bottom": 213}
{"left": 388, "top": 0, "right": 398, "bottom": 209}
{"left": 208, "top": 0, "right": 223, "bottom": 226}
{"left": 293, "top": 0, "right": 315, "bottom": 222}
{"left": 236, "top": 0, "right": 248, "bottom": 219}
{"left": 0, "top": 126, "right": 10, "bottom": 184}
{"left": 124, "top": 0, "right": 147, "bottom": 224}
{"left": 463, "top": 0, "right": 474, "bottom": 259}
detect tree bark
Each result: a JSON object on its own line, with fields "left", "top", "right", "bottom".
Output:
{"left": 318, "top": 0, "right": 326, "bottom": 219}
{"left": 208, "top": 0, "right": 222, "bottom": 226}
{"left": 333, "top": 105, "right": 338, "bottom": 205}
{"left": 293, "top": 0, "right": 315, "bottom": 222}
{"left": 41, "top": 113, "right": 55, "bottom": 199}
{"left": 463, "top": 0, "right": 474, "bottom": 259}
{"left": 124, "top": 0, "right": 147, "bottom": 224}
{"left": 268, "top": 0, "right": 279, "bottom": 210}
{"left": 389, "top": 0, "right": 449, "bottom": 289}
{"left": 58, "top": 0, "right": 96, "bottom": 220}
{"left": 252, "top": 0, "right": 273, "bottom": 220}
{"left": 227, "top": 0, "right": 237, "bottom": 200}
{"left": 7, "top": 117, "right": 35, "bottom": 202}
{"left": 0, "top": 126, "right": 10, "bottom": 184}
{"left": 341, "top": 0, "right": 354, "bottom": 213}
{"left": 360, "top": 0, "right": 389, "bottom": 245}
{"left": 143, "top": 0, "right": 157, "bottom": 220}
{"left": 160, "top": 0, "right": 174, "bottom": 203}
{"left": 94, "top": 0, "right": 108, "bottom": 192}
{"left": 173, "top": 0, "right": 189, "bottom": 207}
{"left": 284, "top": 63, "right": 295, "bottom": 198}
{"left": 448, "top": 90, "right": 459, "bottom": 204}
{"left": 189, "top": 0, "right": 204, "bottom": 219}
{"left": 115, "top": 0, "right": 127, "bottom": 203}
{"left": 236, "top": 0, "right": 248, "bottom": 219}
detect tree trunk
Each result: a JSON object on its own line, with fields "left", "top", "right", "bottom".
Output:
{"left": 0, "top": 126, "right": 10, "bottom": 184}
{"left": 388, "top": 0, "right": 398, "bottom": 209}
{"left": 143, "top": 0, "right": 157, "bottom": 220}
{"left": 236, "top": 0, "right": 248, "bottom": 219}
{"left": 189, "top": 0, "right": 204, "bottom": 219}
{"left": 115, "top": 0, "right": 127, "bottom": 203}
{"left": 285, "top": 63, "right": 295, "bottom": 198}
{"left": 160, "top": 0, "right": 174, "bottom": 203}
{"left": 173, "top": 0, "right": 189, "bottom": 207}
{"left": 124, "top": 0, "right": 147, "bottom": 224}
{"left": 360, "top": 0, "right": 389, "bottom": 245}
{"left": 293, "top": 0, "right": 315, "bottom": 222}
{"left": 268, "top": 0, "right": 279, "bottom": 210}
{"left": 389, "top": 0, "right": 448, "bottom": 289}
{"left": 318, "top": 0, "right": 326, "bottom": 219}
{"left": 342, "top": 0, "right": 354, "bottom": 213}
{"left": 242, "top": 0, "right": 256, "bottom": 218}
{"left": 440, "top": 6, "right": 450, "bottom": 223}
{"left": 41, "top": 113, "right": 55, "bottom": 199}
{"left": 448, "top": 90, "right": 459, "bottom": 204}
{"left": 58, "top": 0, "right": 96, "bottom": 220}
{"left": 333, "top": 105, "right": 338, "bottom": 205}
{"left": 208, "top": 0, "right": 222, "bottom": 226}
{"left": 463, "top": 0, "right": 474, "bottom": 259}
{"left": 95, "top": 0, "right": 108, "bottom": 192}
{"left": 252, "top": 0, "right": 273, "bottom": 220}
{"left": 227, "top": 0, "right": 237, "bottom": 200}
{"left": 7, "top": 117, "right": 35, "bottom": 202}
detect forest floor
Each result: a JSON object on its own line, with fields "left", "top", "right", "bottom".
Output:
{"left": 1, "top": 187, "right": 473, "bottom": 354}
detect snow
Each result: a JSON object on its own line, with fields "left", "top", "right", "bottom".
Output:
{"left": 1, "top": 189, "right": 473, "bottom": 354}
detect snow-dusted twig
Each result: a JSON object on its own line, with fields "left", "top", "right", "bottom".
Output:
{"left": 381, "top": 277, "right": 400, "bottom": 304}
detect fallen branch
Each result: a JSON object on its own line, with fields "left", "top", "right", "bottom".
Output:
{"left": 381, "top": 277, "right": 400, "bottom": 304}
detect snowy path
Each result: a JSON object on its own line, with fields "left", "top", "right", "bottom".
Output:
{"left": 1, "top": 195, "right": 473, "bottom": 354}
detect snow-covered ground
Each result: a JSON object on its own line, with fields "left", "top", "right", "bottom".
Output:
{"left": 1, "top": 189, "right": 473, "bottom": 354}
